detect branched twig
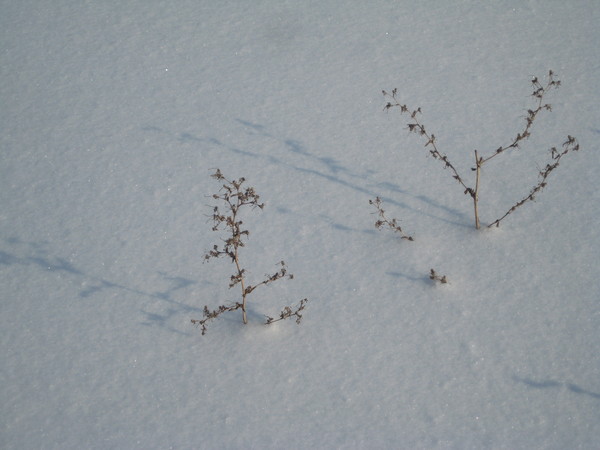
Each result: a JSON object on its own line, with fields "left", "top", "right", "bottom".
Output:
{"left": 191, "top": 303, "right": 243, "bottom": 336}
{"left": 480, "top": 71, "right": 561, "bottom": 164}
{"left": 488, "top": 135, "right": 579, "bottom": 227}
{"left": 383, "top": 90, "right": 470, "bottom": 195}
{"left": 265, "top": 298, "right": 308, "bottom": 325}
{"left": 369, "top": 196, "right": 414, "bottom": 241}
{"left": 192, "top": 169, "right": 307, "bottom": 335}
{"left": 244, "top": 261, "right": 293, "bottom": 295}
{"left": 201, "top": 169, "right": 264, "bottom": 325}
{"left": 383, "top": 71, "right": 579, "bottom": 229}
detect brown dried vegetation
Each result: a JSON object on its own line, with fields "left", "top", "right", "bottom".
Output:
{"left": 369, "top": 196, "right": 414, "bottom": 241}
{"left": 383, "top": 71, "right": 579, "bottom": 229}
{"left": 429, "top": 269, "right": 448, "bottom": 285}
{"left": 191, "top": 169, "right": 307, "bottom": 335}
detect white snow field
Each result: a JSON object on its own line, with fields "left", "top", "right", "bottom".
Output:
{"left": 1, "top": 1, "right": 599, "bottom": 448}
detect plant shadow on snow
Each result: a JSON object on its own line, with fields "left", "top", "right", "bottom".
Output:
{"left": 512, "top": 375, "right": 600, "bottom": 400}
{"left": 141, "top": 120, "right": 469, "bottom": 229}
{"left": 385, "top": 271, "right": 427, "bottom": 283}
{"left": 1, "top": 237, "right": 201, "bottom": 336}
{"left": 2, "top": 237, "right": 83, "bottom": 275}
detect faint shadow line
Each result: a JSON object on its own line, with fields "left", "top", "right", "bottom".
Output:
{"left": 2, "top": 237, "right": 202, "bottom": 334}
{"left": 386, "top": 271, "right": 426, "bottom": 283}
{"left": 512, "top": 375, "right": 600, "bottom": 400}
{"left": 143, "top": 121, "right": 469, "bottom": 228}
{"left": 236, "top": 119, "right": 466, "bottom": 224}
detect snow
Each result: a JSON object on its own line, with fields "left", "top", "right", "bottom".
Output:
{"left": 1, "top": 1, "right": 599, "bottom": 448}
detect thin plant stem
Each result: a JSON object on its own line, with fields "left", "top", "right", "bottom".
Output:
{"left": 192, "top": 169, "right": 307, "bottom": 334}
{"left": 383, "top": 71, "right": 578, "bottom": 229}
{"left": 473, "top": 150, "right": 481, "bottom": 229}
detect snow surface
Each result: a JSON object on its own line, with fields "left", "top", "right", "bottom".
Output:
{"left": 1, "top": 1, "right": 599, "bottom": 449}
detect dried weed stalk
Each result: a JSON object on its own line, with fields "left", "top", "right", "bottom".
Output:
{"left": 429, "top": 269, "right": 448, "bottom": 284}
{"left": 191, "top": 169, "right": 307, "bottom": 335}
{"left": 383, "top": 71, "right": 579, "bottom": 229}
{"left": 369, "top": 196, "right": 414, "bottom": 241}
{"left": 265, "top": 298, "right": 308, "bottom": 325}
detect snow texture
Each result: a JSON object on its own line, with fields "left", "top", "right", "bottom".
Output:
{"left": 1, "top": 1, "right": 599, "bottom": 449}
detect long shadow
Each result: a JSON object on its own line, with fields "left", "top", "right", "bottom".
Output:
{"left": 512, "top": 375, "right": 600, "bottom": 400}
{"left": 1, "top": 237, "right": 201, "bottom": 335}
{"left": 237, "top": 119, "right": 468, "bottom": 226}
{"left": 386, "top": 271, "right": 430, "bottom": 284}
{"left": 142, "top": 120, "right": 469, "bottom": 228}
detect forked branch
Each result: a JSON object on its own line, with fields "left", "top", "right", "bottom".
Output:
{"left": 383, "top": 71, "right": 579, "bottom": 229}
{"left": 265, "top": 298, "right": 308, "bottom": 325}
{"left": 369, "top": 196, "right": 414, "bottom": 241}
{"left": 488, "top": 135, "right": 579, "bottom": 227}
{"left": 192, "top": 169, "right": 307, "bottom": 334}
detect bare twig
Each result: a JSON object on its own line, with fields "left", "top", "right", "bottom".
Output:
{"left": 383, "top": 90, "right": 470, "bottom": 195}
{"left": 369, "top": 196, "right": 414, "bottom": 241}
{"left": 383, "top": 71, "right": 579, "bottom": 229}
{"left": 192, "top": 169, "right": 307, "bottom": 334}
{"left": 429, "top": 269, "right": 448, "bottom": 284}
{"left": 265, "top": 298, "right": 308, "bottom": 325}
{"left": 488, "top": 135, "right": 579, "bottom": 227}
{"left": 191, "top": 303, "right": 243, "bottom": 336}
{"left": 481, "top": 71, "right": 561, "bottom": 164}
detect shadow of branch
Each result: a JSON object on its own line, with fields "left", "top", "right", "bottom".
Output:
{"left": 512, "top": 375, "right": 600, "bottom": 400}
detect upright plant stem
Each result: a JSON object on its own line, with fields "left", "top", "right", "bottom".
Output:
{"left": 384, "top": 71, "right": 575, "bottom": 230}
{"left": 195, "top": 169, "right": 306, "bottom": 334}
{"left": 234, "top": 254, "right": 247, "bottom": 324}
{"left": 473, "top": 150, "right": 481, "bottom": 229}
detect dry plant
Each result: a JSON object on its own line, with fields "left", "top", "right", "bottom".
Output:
{"left": 383, "top": 71, "right": 579, "bottom": 229}
{"left": 369, "top": 196, "right": 414, "bottom": 241}
{"left": 265, "top": 298, "right": 308, "bottom": 325}
{"left": 191, "top": 169, "right": 307, "bottom": 335}
{"left": 429, "top": 269, "right": 448, "bottom": 284}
